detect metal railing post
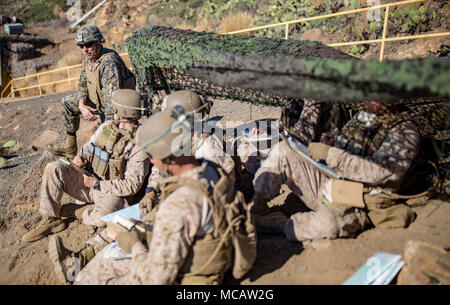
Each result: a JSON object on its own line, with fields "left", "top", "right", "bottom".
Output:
{"left": 67, "top": 67, "right": 73, "bottom": 90}
{"left": 37, "top": 75, "right": 42, "bottom": 96}
{"left": 379, "top": 6, "right": 390, "bottom": 62}
{"left": 9, "top": 81, "right": 14, "bottom": 97}
{"left": 3, "top": 0, "right": 450, "bottom": 100}
{"left": 1, "top": 80, "right": 11, "bottom": 98}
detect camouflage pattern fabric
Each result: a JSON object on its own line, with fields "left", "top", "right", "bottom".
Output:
{"left": 40, "top": 161, "right": 128, "bottom": 227}
{"left": 74, "top": 162, "right": 221, "bottom": 284}
{"left": 147, "top": 131, "right": 236, "bottom": 193}
{"left": 253, "top": 141, "right": 369, "bottom": 241}
{"left": 78, "top": 48, "right": 132, "bottom": 112}
{"left": 79, "top": 121, "right": 150, "bottom": 197}
{"left": 192, "top": 132, "right": 236, "bottom": 181}
{"left": 40, "top": 121, "right": 149, "bottom": 227}
{"left": 125, "top": 26, "right": 450, "bottom": 106}
{"left": 235, "top": 99, "right": 325, "bottom": 175}
{"left": 288, "top": 99, "right": 325, "bottom": 144}
{"left": 75, "top": 25, "right": 104, "bottom": 44}
{"left": 61, "top": 94, "right": 108, "bottom": 135}
{"left": 327, "top": 118, "right": 421, "bottom": 190}
{"left": 252, "top": 111, "right": 421, "bottom": 241}
{"left": 332, "top": 110, "right": 421, "bottom": 157}
{"left": 399, "top": 97, "right": 449, "bottom": 137}
{"left": 60, "top": 48, "right": 132, "bottom": 135}
{"left": 146, "top": 166, "right": 164, "bottom": 194}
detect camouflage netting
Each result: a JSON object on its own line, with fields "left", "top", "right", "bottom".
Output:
{"left": 125, "top": 26, "right": 450, "bottom": 107}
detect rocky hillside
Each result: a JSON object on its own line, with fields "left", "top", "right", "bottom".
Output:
{"left": 2, "top": 0, "right": 449, "bottom": 71}
{"left": 0, "top": 0, "right": 449, "bottom": 286}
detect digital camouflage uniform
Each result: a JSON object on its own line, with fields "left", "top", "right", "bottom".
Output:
{"left": 74, "top": 161, "right": 224, "bottom": 284}
{"left": 237, "top": 99, "right": 324, "bottom": 175}
{"left": 287, "top": 99, "right": 325, "bottom": 144}
{"left": 253, "top": 110, "right": 421, "bottom": 242}
{"left": 62, "top": 47, "right": 134, "bottom": 135}
{"left": 147, "top": 130, "right": 236, "bottom": 192}
{"left": 40, "top": 120, "right": 149, "bottom": 227}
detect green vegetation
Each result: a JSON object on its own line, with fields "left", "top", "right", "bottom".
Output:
{"left": 147, "top": 0, "right": 256, "bottom": 28}
{"left": 14, "top": 0, "right": 68, "bottom": 24}
{"left": 390, "top": 5, "right": 436, "bottom": 33}
{"left": 125, "top": 26, "right": 450, "bottom": 107}
{"left": 145, "top": 0, "right": 355, "bottom": 39}
{"left": 349, "top": 45, "right": 366, "bottom": 56}
{"left": 149, "top": 0, "right": 203, "bottom": 23}
{"left": 125, "top": 26, "right": 353, "bottom": 105}
{"left": 199, "top": 0, "right": 256, "bottom": 19}
{"left": 343, "top": 0, "right": 360, "bottom": 9}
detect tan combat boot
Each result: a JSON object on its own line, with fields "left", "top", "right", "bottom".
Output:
{"left": 21, "top": 215, "right": 67, "bottom": 242}
{"left": 46, "top": 135, "right": 77, "bottom": 157}
{"left": 48, "top": 235, "right": 95, "bottom": 284}
{"left": 254, "top": 211, "right": 288, "bottom": 235}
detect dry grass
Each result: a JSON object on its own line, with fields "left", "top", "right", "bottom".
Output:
{"left": 217, "top": 11, "right": 254, "bottom": 34}
{"left": 8, "top": 140, "right": 22, "bottom": 153}
{"left": 13, "top": 49, "right": 134, "bottom": 98}
{"left": 194, "top": 18, "right": 215, "bottom": 32}
{"left": 14, "top": 48, "right": 82, "bottom": 98}
{"left": 176, "top": 21, "right": 195, "bottom": 31}
{"left": 175, "top": 18, "right": 215, "bottom": 33}
{"left": 40, "top": 48, "right": 81, "bottom": 95}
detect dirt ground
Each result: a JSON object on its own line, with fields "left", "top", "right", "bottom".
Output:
{"left": 0, "top": 93, "right": 448, "bottom": 285}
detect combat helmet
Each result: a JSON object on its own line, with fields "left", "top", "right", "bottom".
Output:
{"left": 162, "top": 90, "right": 208, "bottom": 114}
{"left": 136, "top": 110, "right": 192, "bottom": 160}
{"left": 111, "top": 89, "right": 145, "bottom": 119}
{"left": 75, "top": 25, "right": 105, "bottom": 45}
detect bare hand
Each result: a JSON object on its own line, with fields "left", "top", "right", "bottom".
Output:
{"left": 72, "top": 155, "right": 86, "bottom": 167}
{"left": 79, "top": 99, "right": 97, "bottom": 121}
{"left": 83, "top": 174, "right": 98, "bottom": 188}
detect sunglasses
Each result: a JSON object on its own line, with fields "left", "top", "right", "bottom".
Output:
{"left": 78, "top": 42, "right": 95, "bottom": 49}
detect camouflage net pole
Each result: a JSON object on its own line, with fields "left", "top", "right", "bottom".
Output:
{"left": 125, "top": 26, "right": 449, "bottom": 107}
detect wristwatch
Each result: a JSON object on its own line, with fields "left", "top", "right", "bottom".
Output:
{"left": 93, "top": 180, "right": 101, "bottom": 190}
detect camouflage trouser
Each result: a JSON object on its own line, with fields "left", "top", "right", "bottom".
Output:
{"left": 236, "top": 139, "right": 271, "bottom": 175}
{"left": 74, "top": 245, "right": 133, "bottom": 284}
{"left": 62, "top": 94, "right": 114, "bottom": 135}
{"left": 39, "top": 161, "right": 127, "bottom": 227}
{"left": 253, "top": 141, "right": 369, "bottom": 242}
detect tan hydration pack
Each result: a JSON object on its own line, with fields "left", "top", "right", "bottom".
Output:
{"left": 159, "top": 165, "right": 257, "bottom": 284}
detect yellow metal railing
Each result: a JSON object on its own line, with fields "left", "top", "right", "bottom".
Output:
{"left": 1, "top": 64, "right": 81, "bottom": 98}
{"left": 2, "top": 0, "right": 449, "bottom": 99}
{"left": 226, "top": 0, "right": 450, "bottom": 62}
{"left": 1, "top": 52, "right": 130, "bottom": 98}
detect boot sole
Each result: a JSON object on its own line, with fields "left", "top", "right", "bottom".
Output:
{"left": 46, "top": 149, "right": 77, "bottom": 158}
{"left": 48, "top": 236, "right": 69, "bottom": 284}
{"left": 22, "top": 221, "right": 67, "bottom": 243}
{"left": 46, "top": 146, "right": 77, "bottom": 157}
